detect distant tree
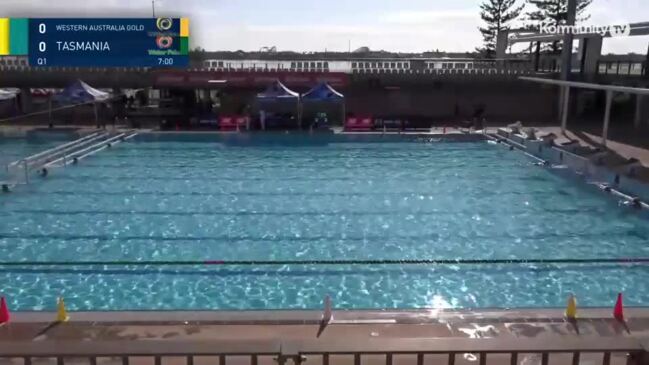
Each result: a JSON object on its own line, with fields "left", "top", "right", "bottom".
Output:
{"left": 525, "top": 0, "right": 593, "bottom": 53}
{"left": 477, "top": 0, "right": 524, "bottom": 58}
{"left": 188, "top": 47, "right": 207, "bottom": 67}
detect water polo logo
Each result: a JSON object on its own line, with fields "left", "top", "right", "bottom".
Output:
{"left": 156, "top": 17, "right": 173, "bottom": 32}
{"left": 156, "top": 35, "right": 174, "bottom": 49}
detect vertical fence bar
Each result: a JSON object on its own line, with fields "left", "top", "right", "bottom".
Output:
{"left": 89, "top": 357, "right": 97, "bottom": 365}
{"left": 448, "top": 353, "right": 455, "bottom": 365}
{"left": 23, "top": 357, "right": 31, "bottom": 365}
{"left": 572, "top": 352, "right": 580, "bottom": 365}
{"left": 354, "top": 353, "right": 361, "bottom": 365}
{"left": 541, "top": 352, "right": 549, "bottom": 365}
{"left": 219, "top": 354, "right": 226, "bottom": 365}
{"left": 417, "top": 353, "right": 424, "bottom": 365}
{"left": 385, "top": 353, "right": 392, "bottom": 365}
{"left": 154, "top": 356, "right": 161, "bottom": 365}
{"left": 251, "top": 355, "right": 258, "bottom": 365}
{"left": 323, "top": 354, "right": 329, "bottom": 365}
{"left": 57, "top": 356, "right": 64, "bottom": 365}
{"left": 23, "top": 160, "right": 28, "bottom": 184}
{"left": 186, "top": 356, "right": 193, "bottom": 365}
{"left": 121, "top": 356, "right": 129, "bottom": 365}
{"left": 479, "top": 353, "right": 486, "bottom": 365}
{"left": 602, "top": 352, "right": 611, "bottom": 365}
{"left": 510, "top": 353, "right": 517, "bottom": 365}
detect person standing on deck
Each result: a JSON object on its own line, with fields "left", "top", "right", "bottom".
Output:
{"left": 260, "top": 109, "right": 266, "bottom": 131}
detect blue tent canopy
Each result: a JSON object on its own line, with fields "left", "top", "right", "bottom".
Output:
{"left": 256, "top": 80, "right": 299, "bottom": 100}
{"left": 53, "top": 80, "right": 110, "bottom": 104}
{"left": 302, "top": 82, "right": 344, "bottom": 101}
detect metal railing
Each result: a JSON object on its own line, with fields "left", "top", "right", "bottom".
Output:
{"left": 0, "top": 338, "right": 645, "bottom": 365}
{"left": 6, "top": 131, "right": 105, "bottom": 168}
{"left": 43, "top": 131, "right": 137, "bottom": 168}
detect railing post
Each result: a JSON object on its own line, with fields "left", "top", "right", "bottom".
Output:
{"left": 602, "top": 90, "right": 614, "bottom": 146}
{"left": 509, "top": 353, "right": 517, "bottom": 365}
{"left": 603, "top": 352, "right": 611, "bottom": 365}
{"left": 448, "top": 353, "right": 455, "bottom": 365}
{"left": 572, "top": 351, "right": 580, "bottom": 365}
{"left": 22, "top": 160, "right": 29, "bottom": 184}
{"left": 541, "top": 352, "right": 549, "bottom": 365}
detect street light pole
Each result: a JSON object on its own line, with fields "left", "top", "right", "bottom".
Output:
{"left": 152, "top": 0, "right": 156, "bottom": 18}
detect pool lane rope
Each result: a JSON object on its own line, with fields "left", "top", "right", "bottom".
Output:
{"left": 0, "top": 258, "right": 648, "bottom": 266}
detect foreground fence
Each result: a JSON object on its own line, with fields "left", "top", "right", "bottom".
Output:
{"left": 0, "top": 338, "right": 647, "bottom": 365}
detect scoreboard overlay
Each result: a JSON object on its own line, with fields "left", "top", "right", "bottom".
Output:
{"left": 0, "top": 18, "right": 189, "bottom": 67}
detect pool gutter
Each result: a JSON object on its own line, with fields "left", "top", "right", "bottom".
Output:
{"left": 7, "top": 307, "right": 649, "bottom": 324}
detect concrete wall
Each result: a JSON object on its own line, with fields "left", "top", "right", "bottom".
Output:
{"left": 345, "top": 82, "right": 556, "bottom": 123}
{"left": 218, "top": 81, "right": 558, "bottom": 124}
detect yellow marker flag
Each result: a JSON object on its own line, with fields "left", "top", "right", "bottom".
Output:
{"left": 565, "top": 294, "right": 577, "bottom": 319}
{"left": 0, "top": 18, "right": 10, "bottom": 56}
{"left": 56, "top": 297, "right": 70, "bottom": 322}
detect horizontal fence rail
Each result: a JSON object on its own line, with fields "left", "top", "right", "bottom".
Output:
{"left": 0, "top": 338, "right": 646, "bottom": 365}
{"left": 0, "top": 258, "right": 649, "bottom": 267}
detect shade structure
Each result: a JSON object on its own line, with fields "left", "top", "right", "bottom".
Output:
{"left": 0, "top": 88, "right": 20, "bottom": 119}
{"left": 51, "top": 80, "right": 110, "bottom": 126}
{"left": 0, "top": 88, "right": 19, "bottom": 101}
{"left": 520, "top": 76, "right": 649, "bottom": 146}
{"left": 255, "top": 80, "right": 301, "bottom": 129}
{"left": 301, "top": 82, "right": 345, "bottom": 128}
{"left": 256, "top": 80, "right": 299, "bottom": 100}
{"left": 302, "top": 82, "right": 344, "bottom": 101}
{"left": 53, "top": 80, "right": 109, "bottom": 104}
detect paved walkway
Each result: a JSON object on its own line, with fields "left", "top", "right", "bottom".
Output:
{"left": 533, "top": 126, "right": 649, "bottom": 166}
{"left": 1, "top": 309, "right": 647, "bottom": 365}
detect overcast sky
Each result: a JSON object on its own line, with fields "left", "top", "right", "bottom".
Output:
{"left": 2, "top": 0, "right": 647, "bottom": 54}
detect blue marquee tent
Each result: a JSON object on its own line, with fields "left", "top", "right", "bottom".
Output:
{"left": 53, "top": 80, "right": 109, "bottom": 104}
{"left": 256, "top": 80, "right": 299, "bottom": 100}
{"left": 301, "top": 82, "right": 344, "bottom": 101}
{"left": 50, "top": 80, "right": 110, "bottom": 126}
{"left": 301, "top": 82, "right": 345, "bottom": 127}
{"left": 256, "top": 80, "right": 301, "bottom": 129}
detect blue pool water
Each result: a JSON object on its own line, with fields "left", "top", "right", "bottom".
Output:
{"left": 1, "top": 134, "right": 649, "bottom": 310}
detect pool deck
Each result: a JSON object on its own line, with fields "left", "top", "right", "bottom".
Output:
{"left": 2, "top": 308, "right": 649, "bottom": 343}
{"left": 1, "top": 309, "right": 648, "bottom": 365}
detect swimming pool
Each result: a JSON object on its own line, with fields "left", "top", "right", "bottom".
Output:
{"left": 1, "top": 133, "right": 648, "bottom": 311}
